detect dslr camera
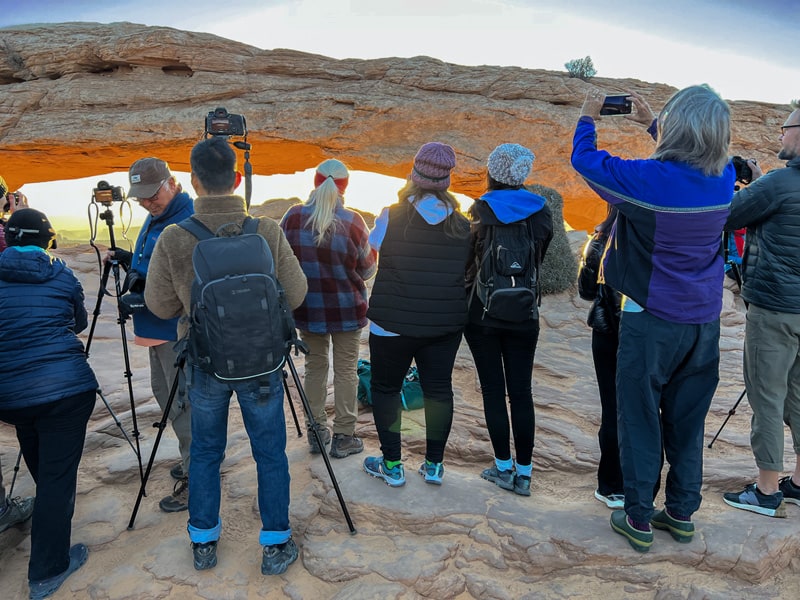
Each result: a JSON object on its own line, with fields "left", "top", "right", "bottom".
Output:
{"left": 731, "top": 156, "right": 754, "bottom": 185}
{"left": 3, "top": 192, "right": 20, "bottom": 213}
{"left": 205, "top": 107, "right": 247, "bottom": 138}
{"left": 92, "top": 180, "right": 126, "bottom": 205}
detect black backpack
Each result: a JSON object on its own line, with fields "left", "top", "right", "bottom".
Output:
{"left": 474, "top": 220, "right": 539, "bottom": 322}
{"left": 178, "top": 216, "right": 294, "bottom": 381}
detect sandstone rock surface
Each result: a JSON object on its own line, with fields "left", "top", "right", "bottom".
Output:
{"left": 0, "top": 22, "right": 791, "bottom": 232}
{"left": 1, "top": 237, "right": 798, "bottom": 599}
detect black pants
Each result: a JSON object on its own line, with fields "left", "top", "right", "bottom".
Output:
{"left": 464, "top": 323, "right": 538, "bottom": 465}
{"left": 0, "top": 390, "right": 95, "bottom": 582}
{"left": 591, "top": 328, "right": 623, "bottom": 495}
{"left": 368, "top": 331, "right": 462, "bottom": 464}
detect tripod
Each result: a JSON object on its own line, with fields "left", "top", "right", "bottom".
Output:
{"left": 85, "top": 204, "right": 144, "bottom": 482}
{"left": 127, "top": 339, "right": 357, "bottom": 534}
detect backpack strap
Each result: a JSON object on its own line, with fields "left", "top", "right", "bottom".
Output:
{"left": 177, "top": 216, "right": 215, "bottom": 240}
{"left": 242, "top": 216, "right": 259, "bottom": 235}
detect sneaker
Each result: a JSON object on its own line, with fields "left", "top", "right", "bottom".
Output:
{"left": 261, "top": 537, "right": 299, "bottom": 575}
{"left": 651, "top": 509, "right": 695, "bottom": 543}
{"left": 307, "top": 423, "right": 331, "bottom": 455}
{"left": 418, "top": 461, "right": 445, "bottom": 485}
{"left": 0, "top": 496, "right": 34, "bottom": 533}
{"left": 29, "top": 543, "right": 89, "bottom": 600}
{"left": 778, "top": 476, "right": 800, "bottom": 506}
{"left": 481, "top": 466, "right": 515, "bottom": 491}
{"left": 170, "top": 461, "right": 186, "bottom": 480}
{"left": 329, "top": 433, "right": 364, "bottom": 459}
{"left": 610, "top": 510, "right": 653, "bottom": 553}
{"left": 594, "top": 490, "right": 625, "bottom": 510}
{"left": 159, "top": 478, "right": 189, "bottom": 513}
{"left": 513, "top": 475, "right": 531, "bottom": 497}
{"left": 192, "top": 540, "right": 217, "bottom": 570}
{"left": 363, "top": 456, "right": 405, "bottom": 487}
{"left": 723, "top": 483, "right": 787, "bottom": 518}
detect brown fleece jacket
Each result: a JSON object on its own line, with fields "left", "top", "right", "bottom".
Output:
{"left": 144, "top": 194, "right": 308, "bottom": 338}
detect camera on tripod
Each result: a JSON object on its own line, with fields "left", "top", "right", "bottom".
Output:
{"left": 92, "top": 180, "right": 126, "bottom": 205}
{"left": 205, "top": 107, "right": 247, "bottom": 138}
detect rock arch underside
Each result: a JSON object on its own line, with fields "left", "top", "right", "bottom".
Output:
{"left": 0, "top": 22, "right": 790, "bottom": 232}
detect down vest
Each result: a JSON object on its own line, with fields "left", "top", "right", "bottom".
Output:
{"left": 726, "top": 156, "right": 800, "bottom": 313}
{"left": 0, "top": 247, "right": 98, "bottom": 410}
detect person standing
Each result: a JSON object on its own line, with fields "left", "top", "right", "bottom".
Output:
{"left": 723, "top": 100, "right": 800, "bottom": 517}
{"left": 0, "top": 208, "right": 97, "bottom": 599}
{"left": 571, "top": 85, "right": 734, "bottom": 552}
{"left": 110, "top": 158, "right": 195, "bottom": 513}
{"left": 464, "top": 143, "right": 553, "bottom": 497}
{"left": 280, "top": 159, "right": 376, "bottom": 458}
{"left": 145, "top": 136, "right": 307, "bottom": 574}
{"left": 363, "top": 141, "right": 471, "bottom": 487}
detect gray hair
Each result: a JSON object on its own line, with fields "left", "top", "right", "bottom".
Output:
{"left": 651, "top": 85, "right": 730, "bottom": 177}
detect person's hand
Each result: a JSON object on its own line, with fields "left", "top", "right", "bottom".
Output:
{"left": 581, "top": 87, "right": 605, "bottom": 121}
{"left": 625, "top": 90, "right": 657, "bottom": 126}
{"left": 6, "top": 191, "right": 29, "bottom": 213}
{"left": 747, "top": 159, "right": 763, "bottom": 182}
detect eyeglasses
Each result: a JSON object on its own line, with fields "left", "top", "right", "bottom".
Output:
{"left": 137, "top": 179, "right": 167, "bottom": 203}
{"left": 780, "top": 124, "right": 800, "bottom": 135}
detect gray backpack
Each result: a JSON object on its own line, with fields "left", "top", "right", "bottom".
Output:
{"left": 178, "top": 216, "right": 294, "bottom": 381}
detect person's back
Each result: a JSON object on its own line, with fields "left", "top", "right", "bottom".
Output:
{"left": 144, "top": 135, "right": 307, "bottom": 576}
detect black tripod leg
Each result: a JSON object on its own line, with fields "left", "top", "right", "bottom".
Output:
{"left": 128, "top": 359, "right": 184, "bottom": 530}
{"left": 7, "top": 449, "right": 23, "bottom": 498}
{"left": 708, "top": 388, "right": 747, "bottom": 449}
{"left": 282, "top": 370, "right": 303, "bottom": 438}
{"left": 84, "top": 260, "right": 112, "bottom": 357}
{"left": 96, "top": 387, "right": 139, "bottom": 459}
{"left": 285, "top": 354, "right": 356, "bottom": 534}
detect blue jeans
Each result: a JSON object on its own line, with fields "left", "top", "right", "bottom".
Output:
{"left": 187, "top": 367, "right": 291, "bottom": 547}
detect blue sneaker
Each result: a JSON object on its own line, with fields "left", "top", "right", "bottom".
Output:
{"left": 363, "top": 456, "right": 405, "bottom": 487}
{"left": 29, "top": 543, "right": 89, "bottom": 599}
{"left": 723, "top": 483, "right": 786, "bottom": 518}
{"left": 418, "top": 461, "right": 444, "bottom": 485}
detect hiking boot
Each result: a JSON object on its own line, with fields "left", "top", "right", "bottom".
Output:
{"left": 363, "top": 456, "right": 405, "bottom": 487}
{"left": 514, "top": 474, "right": 531, "bottom": 497}
{"left": 722, "top": 483, "right": 786, "bottom": 518}
{"left": 481, "top": 466, "right": 515, "bottom": 491}
{"left": 418, "top": 461, "right": 445, "bottom": 485}
{"left": 159, "top": 478, "right": 189, "bottom": 513}
{"left": 778, "top": 476, "right": 800, "bottom": 506}
{"left": 192, "top": 540, "right": 218, "bottom": 570}
{"left": 29, "top": 543, "right": 89, "bottom": 600}
{"left": 170, "top": 461, "right": 186, "bottom": 480}
{"left": 651, "top": 509, "right": 694, "bottom": 543}
{"left": 594, "top": 490, "right": 625, "bottom": 509}
{"left": 610, "top": 510, "right": 653, "bottom": 553}
{"left": 261, "top": 537, "right": 299, "bottom": 575}
{"left": 307, "top": 423, "right": 331, "bottom": 455}
{"left": 329, "top": 433, "right": 364, "bottom": 459}
{"left": 0, "top": 496, "right": 34, "bottom": 533}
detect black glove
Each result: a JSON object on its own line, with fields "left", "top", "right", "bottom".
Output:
{"left": 112, "top": 249, "right": 133, "bottom": 270}
{"left": 119, "top": 292, "right": 146, "bottom": 318}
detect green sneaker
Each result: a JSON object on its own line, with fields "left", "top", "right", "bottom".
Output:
{"left": 610, "top": 510, "right": 653, "bottom": 553}
{"left": 651, "top": 509, "right": 694, "bottom": 543}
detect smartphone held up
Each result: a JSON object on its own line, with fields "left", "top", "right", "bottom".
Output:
{"left": 600, "top": 95, "right": 632, "bottom": 116}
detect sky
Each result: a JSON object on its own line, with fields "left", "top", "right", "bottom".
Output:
{"left": 1, "top": 0, "right": 797, "bottom": 224}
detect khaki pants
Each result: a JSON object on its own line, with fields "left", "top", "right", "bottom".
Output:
{"left": 149, "top": 342, "right": 191, "bottom": 473}
{"left": 299, "top": 329, "right": 362, "bottom": 435}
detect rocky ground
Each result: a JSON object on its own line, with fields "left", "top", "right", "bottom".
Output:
{"left": 1, "top": 241, "right": 799, "bottom": 600}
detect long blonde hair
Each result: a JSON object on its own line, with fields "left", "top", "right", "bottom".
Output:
{"left": 305, "top": 159, "right": 349, "bottom": 245}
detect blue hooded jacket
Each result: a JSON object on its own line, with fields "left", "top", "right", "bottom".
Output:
{"left": 0, "top": 247, "right": 98, "bottom": 410}
{"left": 130, "top": 191, "right": 193, "bottom": 340}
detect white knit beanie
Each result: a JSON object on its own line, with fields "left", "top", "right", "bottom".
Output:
{"left": 487, "top": 143, "right": 535, "bottom": 186}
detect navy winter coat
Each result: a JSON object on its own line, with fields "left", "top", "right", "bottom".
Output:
{"left": 0, "top": 247, "right": 98, "bottom": 410}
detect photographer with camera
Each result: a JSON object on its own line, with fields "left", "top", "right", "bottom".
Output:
{"left": 107, "top": 158, "right": 194, "bottom": 513}
{"left": 722, "top": 101, "right": 800, "bottom": 517}
{"left": 0, "top": 174, "right": 31, "bottom": 253}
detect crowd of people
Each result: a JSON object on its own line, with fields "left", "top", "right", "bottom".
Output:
{"left": 1, "top": 88, "right": 799, "bottom": 595}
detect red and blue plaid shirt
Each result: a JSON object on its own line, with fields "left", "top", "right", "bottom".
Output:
{"left": 280, "top": 202, "right": 376, "bottom": 333}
